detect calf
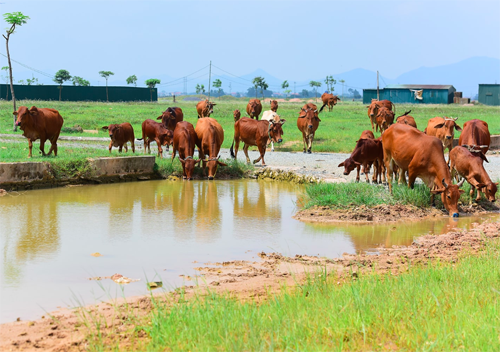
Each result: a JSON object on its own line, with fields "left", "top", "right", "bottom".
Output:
{"left": 375, "top": 107, "right": 395, "bottom": 133}
{"left": 458, "top": 119, "right": 490, "bottom": 155}
{"left": 230, "top": 117, "right": 285, "bottom": 165}
{"left": 450, "top": 146, "right": 497, "bottom": 202}
{"left": 396, "top": 110, "right": 417, "bottom": 129}
{"left": 172, "top": 121, "right": 200, "bottom": 180}
{"left": 140, "top": 119, "right": 173, "bottom": 157}
{"left": 195, "top": 118, "right": 227, "bottom": 180}
{"left": 424, "top": 116, "right": 462, "bottom": 165}
{"left": 156, "top": 107, "right": 183, "bottom": 131}
{"left": 367, "top": 100, "right": 395, "bottom": 132}
{"left": 297, "top": 106, "right": 320, "bottom": 154}
{"left": 270, "top": 99, "right": 279, "bottom": 112}
{"left": 13, "top": 106, "right": 64, "bottom": 158}
{"left": 338, "top": 138, "right": 385, "bottom": 183}
{"left": 196, "top": 99, "right": 216, "bottom": 118}
{"left": 246, "top": 99, "right": 263, "bottom": 120}
{"left": 102, "top": 122, "right": 135, "bottom": 153}
{"left": 261, "top": 110, "right": 282, "bottom": 151}
{"left": 233, "top": 109, "right": 241, "bottom": 122}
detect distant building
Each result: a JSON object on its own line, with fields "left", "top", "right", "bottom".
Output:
{"left": 478, "top": 84, "right": 500, "bottom": 106}
{"left": 363, "top": 84, "right": 456, "bottom": 104}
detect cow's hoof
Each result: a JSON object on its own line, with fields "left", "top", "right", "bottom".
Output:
{"left": 303, "top": 150, "right": 306, "bottom": 153}
{"left": 307, "top": 150, "right": 311, "bottom": 154}
{"left": 208, "top": 176, "right": 214, "bottom": 180}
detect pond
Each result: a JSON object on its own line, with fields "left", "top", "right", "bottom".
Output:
{"left": 1, "top": 179, "right": 498, "bottom": 323}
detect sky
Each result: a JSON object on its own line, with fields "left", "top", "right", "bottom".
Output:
{"left": 0, "top": 0, "right": 499, "bottom": 90}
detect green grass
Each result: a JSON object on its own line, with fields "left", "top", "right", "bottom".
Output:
{"left": 2, "top": 98, "right": 498, "bottom": 153}
{"left": 90, "top": 240, "right": 500, "bottom": 351}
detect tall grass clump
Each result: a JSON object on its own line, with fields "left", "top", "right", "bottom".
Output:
{"left": 304, "top": 182, "right": 391, "bottom": 208}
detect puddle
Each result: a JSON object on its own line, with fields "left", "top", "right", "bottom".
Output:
{"left": 0, "top": 179, "right": 497, "bottom": 323}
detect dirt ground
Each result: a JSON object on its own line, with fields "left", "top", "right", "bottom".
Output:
{"left": 1, "top": 218, "right": 499, "bottom": 351}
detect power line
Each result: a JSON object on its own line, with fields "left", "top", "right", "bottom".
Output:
{"left": 0, "top": 52, "right": 53, "bottom": 78}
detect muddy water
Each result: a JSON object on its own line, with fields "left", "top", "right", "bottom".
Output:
{"left": 1, "top": 180, "right": 498, "bottom": 323}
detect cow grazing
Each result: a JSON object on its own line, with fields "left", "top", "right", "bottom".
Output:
{"left": 338, "top": 138, "right": 385, "bottom": 183}
{"left": 156, "top": 107, "right": 184, "bottom": 131}
{"left": 230, "top": 117, "right": 285, "bottom": 165}
{"left": 172, "top": 121, "right": 200, "bottom": 180}
{"left": 450, "top": 146, "right": 497, "bottom": 202}
{"left": 396, "top": 110, "right": 417, "bottom": 129}
{"left": 424, "top": 117, "right": 462, "bottom": 164}
{"left": 140, "top": 119, "right": 173, "bottom": 157}
{"left": 382, "top": 123, "right": 464, "bottom": 217}
{"left": 261, "top": 110, "right": 282, "bottom": 151}
{"left": 246, "top": 99, "right": 263, "bottom": 120}
{"left": 13, "top": 106, "right": 64, "bottom": 158}
{"left": 102, "top": 122, "right": 135, "bottom": 153}
{"left": 195, "top": 118, "right": 227, "bottom": 180}
{"left": 196, "top": 99, "right": 216, "bottom": 118}
{"left": 367, "top": 100, "right": 395, "bottom": 132}
{"left": 270, "top": 99, "right": 279, "bottom": 112}
{"left": 233, "top": 109, "right": 241, "bottom": 122}
{"left": 319, "top": 93, "right": 340, "bottom": 112}
{"left": 297, "top": 105, "right": 320, "bottom": 154}
{"left": 375, "top": 107, "right": 395, "bottom": 133}
{"left": 458, "top": 119, "right": 490, "bottom": 155}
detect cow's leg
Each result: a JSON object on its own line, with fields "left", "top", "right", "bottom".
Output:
{"left": 155, "top": 138, "right": 163, "bottom": 158}
{"left": 243, "top": 144, "right": 251, "bottom": 164}
{"left": 407, "top": 170, "right": 418, "bottom": 189}
{"left": 371, "top": 160, "right": 378, "bottom": 184}
{"left": 254, "top": 143, "right": 266, "bottom": 165}
{"left": 171, "top": 145, "right": 177, "bottom": 161}
{"left": 39, "top": 139, "right": 47, "bottom": 156}
{"left": 131, "top": 140, "right": 135, "bottom": 153}
{"left": 271, "top": 141, "right": 274, "bottom": 152}
{"left": 356, "top": 164, "right": 361, "bottom": 182}
{"left": 398, "top": 167, "right": 407, "bottom": 185}
{"left": 46, "top": 137, "right": 58, "bottom": 156}
{"left": 233, "top": 138, "right": 240, "bottom": 160}
{"left": 302, "top": 133, "right": 307, "bottom": 153}
{"left": 118, "top": 145, "right": 123, "bottom": 153}
{"left": 27, "top": 139, "right": 33, "bottom": 158}
{"left": 124, "top": 144, "right": 128, "bottom": 153}
{"left": 307, "top": 133, "right": 314, "bottom": 154}
{"left": 364, "top": 162, "right": 370, "bottom": 183}
{"left": 384, "top": 152, "right": 394, "bottom": 191}
{"left": 108, "top": 141, "right": 113, "bottom": 153}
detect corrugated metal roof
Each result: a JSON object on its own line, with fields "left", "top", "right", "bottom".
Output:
{"left": 384, "top": 84, "right": 454, "bottom": 89}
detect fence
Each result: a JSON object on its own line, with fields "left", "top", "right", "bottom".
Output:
{"left": 0, "top": 84, "right": 157, "bottom": 102}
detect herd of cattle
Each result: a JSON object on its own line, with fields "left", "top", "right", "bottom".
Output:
{"left": 11, "top": 94, "right": 497, "bottom": 217}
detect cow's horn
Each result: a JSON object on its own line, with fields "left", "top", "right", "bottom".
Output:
{"left": 442, "top": 178, "right": 448, "bottom": 188}
{"left": 457, "top": 178, "right": 465, "bottom": 187}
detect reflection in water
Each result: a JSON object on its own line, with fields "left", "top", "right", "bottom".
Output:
{"left": 0, "top": 179, "right": 498, "bottom": 323}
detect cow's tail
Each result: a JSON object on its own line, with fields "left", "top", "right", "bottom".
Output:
{"left": 230, "top": 140, "right": 235, "bottom": 158}
{"left": 319, "top": 103, "right": 327, "bottom": 113}
{"left": 391, "top": 102, "right": 396, "bottom": 116}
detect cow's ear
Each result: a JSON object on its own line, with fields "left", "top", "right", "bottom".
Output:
{"left": 29, "top": 106, "right": 39, "bottom": 115}
{"left": 156, "top": 115, "right": 162, "bottom": 120}
{"left": 454, "top": 124, "right": 462, "bottom": 131}
{"left": 280, "top": 119, "right": 286, "bottom": 124}
{"left": 476, "top": 183, "right": 486, "bottom": 190}
{"left": 212, "top": 103, "right": 217, "bottom": 106}
{"left": 316, "top": 117, "right": 322, "bottom": 122}
{"left": 179, "top": 158, "right": 185, "bottom": 165}
{"left": 102, "top": 126, "right": 109, "bottom": 130}
{"left": 354, "top": 161, "right": 362, "bottom": 166}
{"left": 13, "top": 111, "right": 18, "bottom": 116}
{"left": 495, "top": 182, "right": 499, "bottom": 186}
{"left": 338, "top": 162, "right": 345, "bottom": 167}
{"left": 433, "top": 123, "right": 445, "bottom": 129}
{"left": 430, "top": 188, "right": 445, "bottom": 194}
{"left": 195, "top": 159, "right": 202, "bottom": 165}
{"left": 217, "top": 161, "right": 228, "bottom": 167}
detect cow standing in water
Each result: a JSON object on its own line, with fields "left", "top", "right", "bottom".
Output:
{"left": 195, "top": 118, "right": 227, "bottom": 180}
{"left": 246, "top": 99, "right": 263, "bottom": 120}
{"left": 102, "top": 122, "right": 135, "bottom": 153}
{"left": 172, "top": 121, "right": 200, "bottom": 180}
{"left": 297, "top": 105, "right": 320, "bottom": 154}
{"left": 14, "top": 106, "right": 64, "bottom": 158}
{"left": 196, "top": 100, "right": 216, "bottom": 118}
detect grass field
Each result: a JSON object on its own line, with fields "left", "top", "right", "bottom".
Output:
{"left": 1, "top": 97, "right": 499, "bottom": 154}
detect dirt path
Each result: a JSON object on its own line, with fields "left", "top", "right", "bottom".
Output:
{"left": 1, "top": 220, "right": 499, "bottom": 351}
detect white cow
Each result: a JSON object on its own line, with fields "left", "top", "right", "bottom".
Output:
{"left": 261, "top": 110, "right": 283, "bottom": 151}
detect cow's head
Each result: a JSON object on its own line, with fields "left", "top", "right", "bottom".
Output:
{"left": 376, "top": 108, "right": 395, "bottom": 132}
{"left": 270, "top": 100, "right": 278, "bottom": 111}
{"left": 233, "top": 109, "right": 241, "bottom": 122}
{"left": 431, "top": 178, "right": 465, "bottom": 217}
{"left": 13, "top": 106, "right": 35, "bottom": 127}
{"left": 204, "top": 155, "right": 227, "bottom": 180}
{"left": 179, "top": 156, "right": 201, "bottom": 181}
{"left": 338, "top": 158, "right": 361, "bottom": 176}
{"left": 299, "top": 108, "right": 320, "bottom": 129}
{"left": 433, "top": 117, "right": 462, "bottom": 140}
{"left": 159, "top": 129, "right": 174, "bottom": 146}
{"left": 101, "top": 124, "right": 121, "bottom": 139}
{"left": 480, "top": 182, "right": 499, "bottom": 202}
{"left": 367, "top": 102, "right": 380, "bottom": 118}
{"left": 206, "top": 101, "right": 216, "bottom": 114}
{"left": 329, "top": 97, "right": 338, "bottom": 106}
{"left": 268, "top": 119, "right": 285, "bottom": 144}
{"left": 248, "top": 101, "right": 259, "bottom": 115}
{"left": 157, "top": 108, "right": 177, "bottom": 130}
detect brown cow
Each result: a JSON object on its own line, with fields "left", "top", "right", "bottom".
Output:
{"left": 140, "top": 119, "right": 173, "bottom": 157}
{"left": 424, "top": 117, "right": 462, "bottom": 164}
{"left": 297, "top": 105, "right": 320, "bottom": 154}
{"left": 338, "top": 138, "right": 385, "bottom": 183}
{"left": 358, "top": 130, "right": 376, "bottom": 175}
{"left": 102, "top": 122, "right": 135, "bottom": 153}
{"left": 246, "top": 99, "right": 263, "bottom": 120}
{"left": 367, "top": 100, "right": 395, "bottom": 132}
{"left": 450, "top": 146, "right": 497, "bottom": 202}
{"left": 270, "top": 99, "right": 278, "bottom": 112}
{"left": 233, "top": 109, "right": 241, "bottom": 122}
{"left": 171, "top": 121, "right": 200, "bottom": 180}
{"left": 458, "top": 119, "right": 490, "bottom": 155}
{"left": 230, "top": 117, "right": 285, "bottom": 165}
{"left": 195, "top": 118, "right": 227, "bottom": 180}
{"left": 382, "top": 123, "right": 464, "bottom": 217}
{"left": 196, "top": 99, "right": 217, "bottom": 118}
{"left": 375, "top": 107, "right": 395, "bottom": 133}
{"left": 156, "top": 107, "right": 184, "bottom": 131}
{"left": 396, "top": 110, "right": 417, "bottom": 129}
{"left": 319, "top": 93, "right": 340, "bottom": 112}
{"left": 13, "top": 106, "right": 64, "bottom": 158}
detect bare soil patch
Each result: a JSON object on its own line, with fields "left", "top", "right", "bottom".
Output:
{"left": 1, "top": 221, "right": 499, "bottom": 351}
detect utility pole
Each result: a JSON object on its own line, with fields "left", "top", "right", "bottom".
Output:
{"left": 294, "top": 81, "right": 296, "bottom": 94}
{"left": 377, "top": 71, "right": 379, "bottom": 100}
{"left": 208, "top": 60, "right": 211, "bottom": 101}
{"left": 183, "top": 77, "right": 187, "bottom": 95}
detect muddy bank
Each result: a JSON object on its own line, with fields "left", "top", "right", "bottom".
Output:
{"left": 294, "top": 202, "right": 500, "bottom": 223}
{"left": 1, "top": 220, "right": 499, "bottom": 351}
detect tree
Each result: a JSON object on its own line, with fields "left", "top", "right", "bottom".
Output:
{"left": 259, "top": 79, "right": 268, "bottom": 99}
{"left": 26, "top": 75, "right": 38, "bottom": 85}
{"left": 99, "top": 71, "right": 114, "bottom": 102}
{"left": 72, "top": 76, "right": 90, "bottom": 86}
{"left": 301, "top": 89, "right": 309, "bottom": 97}
{"left": 3, "top": 12, "right": 30, "bottom": 131}
{"left": 309, "top": 80, "right": 322, "bottom": 100}
{"left": 213, "top": 78, "right": 222, "bottom": 99}
{"left": 126, "top": 75, "right": 137, "bottom": 87}
{"left": 252, "top": 77, "right": 263, "bottom": 99}
{"left": 324, "top": 75, "right": 336, "bottom": 93}
{"left": 281, "top": 80, "right": 289, "bottom": 94}
{"left": 145, "top": 78, "right": 161, "bottom": 102}
{"left": 283, "top": 89, "right": 292, "bottom": 98}
{"left": 195, "top": 84, "right": 205, "bottom": 95}
{"left": 53, "top": 69, "right": 71, "bottom": 101}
